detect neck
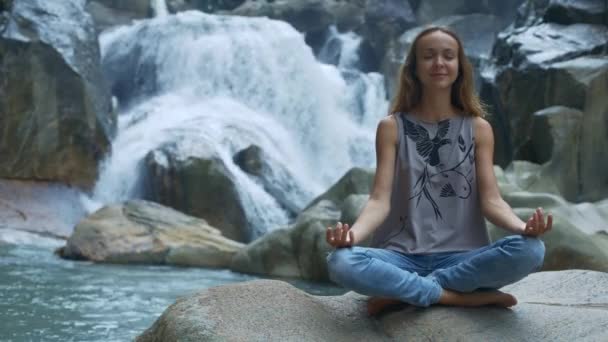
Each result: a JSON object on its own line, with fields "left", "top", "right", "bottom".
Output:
{"left": 415, "top": 87, "right": 457, "bottom": 121}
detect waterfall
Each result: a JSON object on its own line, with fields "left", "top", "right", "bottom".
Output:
{"left": 89, "top": 12, "right": 388, "bottom": 237}
{"left": 151, "top": 0, "right": 169, "bottom": 17}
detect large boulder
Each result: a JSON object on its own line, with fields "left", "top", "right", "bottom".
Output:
{"left": 85, "top": 0, "right": 150, "bottom": 31}
{"left": 229, "top": 0, "right": 367, "bottom": 34}
{"left": 491, "top": 164, "right": 608, "bottom": 272}
{"left": 303, "top": 167, "right": 374, "bottom": 211}
{"left": 481, "top": 18, "right": 608, "bottom": 201}
{"left": 167, "top": 0, "right": 246, "bottom": 13}
{"left": 515, "top": 0, "right": 607, "bottom": 26}
{"left": 0, "top": 0, "right": 115, "bottom": 189}
{"left": 233, "top": 163, "right": 608, "bottom": 282}
{"left": 230, "top": 199, "right": 341, "bottom": 281}
{"left": 528, "top": 106, "right": 582, "bottom": 200}
{"left": 142, "top": 144, "right": 250, "bottom": 243}
{"left": 58, "top": 200, "right": 244, "bottom": 267}
{"left": 414, "top": 0, "right": 526, "bottom": 24}
{"left": 137, "top": 270, "right": 608, "bottom": 341}
{"left": 233, "top": 144, "right": 311, "bottom": 217}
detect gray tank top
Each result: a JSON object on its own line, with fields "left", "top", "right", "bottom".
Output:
{"left": 371, "top": 112, "right": 490, "bottom": 254}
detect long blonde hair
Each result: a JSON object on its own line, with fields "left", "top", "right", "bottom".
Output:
{"left": 389, "top": 26, "right": 485, "bottom": 117}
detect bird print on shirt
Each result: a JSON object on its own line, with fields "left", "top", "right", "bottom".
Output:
{"left": 403, "top": 117, "right": 475, "bottom": 220}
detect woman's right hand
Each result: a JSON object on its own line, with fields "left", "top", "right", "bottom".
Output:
{"left": 326, "top": 222, "right": 355, "bottom": 248}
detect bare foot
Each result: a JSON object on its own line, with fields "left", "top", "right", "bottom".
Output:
{"left": 367, "top": 297, "right": 403, "bottom": 316}
{"left": 438, "top": 289, "right": 517, "bottom": 308}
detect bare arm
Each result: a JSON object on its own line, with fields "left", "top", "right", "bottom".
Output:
{"left": 327, "top": 115, "right": 398, "bottom": 247}
{"left": 474, "top": 117, "right": 552, "bottom": 236}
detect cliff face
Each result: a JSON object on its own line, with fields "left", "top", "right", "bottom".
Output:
{"left": 0, "top": 0, "right": 114, "bottom": 190}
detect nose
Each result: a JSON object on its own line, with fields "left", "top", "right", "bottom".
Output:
{"left": 433, "top": 56, "right": 446, "bottom": 68}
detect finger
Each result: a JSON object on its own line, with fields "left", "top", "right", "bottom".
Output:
{"left": 546, "top": 214, "right": 553, "bottom": 232}
{"left": 533, "top": 211, "right": 540, "bottom": 231}
{"left": 348, "top": 230, "right": 354, "bottom": 246}
{"left": 537, "top": 208, "right": 546, "bottom": 231}
{"left": 326, "top": 227, "right": 334, "bottom": 245}
{"left": 341, "top": 223, "right": 349, "bottom": 243}
{"left": 526, "top": 217, "right": 535, "bottom": 235}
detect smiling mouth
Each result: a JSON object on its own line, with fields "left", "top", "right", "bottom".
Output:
{"left": 431, "top": 74, "right": 448, "bottom": 77}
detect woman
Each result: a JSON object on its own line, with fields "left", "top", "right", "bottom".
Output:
{"left": 325, "top": 26, "right": 552, "bottom": 316}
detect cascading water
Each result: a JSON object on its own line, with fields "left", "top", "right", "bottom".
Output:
{"left": 88, "top": 12, "right": 388, "bottom": 238}
{"left": 151, "top": 0, "right": 169, "bottom": 17}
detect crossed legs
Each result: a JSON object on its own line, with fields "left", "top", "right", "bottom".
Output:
{"left": 326, "top": 235, "right": 545, "bottom": 315}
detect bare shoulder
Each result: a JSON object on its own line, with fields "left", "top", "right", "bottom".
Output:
{"left": 472, "top": 116, "right": 493, "bottom": 144}
{"left": 377, "top": 114, "right": 398, "bottom": 144}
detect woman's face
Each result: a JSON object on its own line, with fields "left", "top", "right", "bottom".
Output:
{"left": 414, "top": 31, "right": 460, "bottom": 90}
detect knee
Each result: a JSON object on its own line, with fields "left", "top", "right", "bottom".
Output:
{"left": 524, "top": 236, "right": 545, "bottom": 271}
{"left": 326, "top": 248, "right": 356, "bottom": 283}
{"left": 508, "top": 235, "right": 545, "bottom": 271}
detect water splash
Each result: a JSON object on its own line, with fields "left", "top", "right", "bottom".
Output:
{"left": 90, "top": 12, "right": 388, "bottom": 237}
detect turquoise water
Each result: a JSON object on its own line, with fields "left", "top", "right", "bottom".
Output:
{"left": 0, "top": 239, "right": 345, "bottom": 341}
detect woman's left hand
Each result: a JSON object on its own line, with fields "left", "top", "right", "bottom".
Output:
{"left": 522, "top": 207, "right": 553, "bottom": 237}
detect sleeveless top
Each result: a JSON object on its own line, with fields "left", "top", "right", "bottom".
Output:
{"left": 371, "top": 112, "right": 490, "bottom": 254}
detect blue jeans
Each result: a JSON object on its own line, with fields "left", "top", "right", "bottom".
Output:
{"left": 326, "top": 235, "right": 545, "bottom": 307}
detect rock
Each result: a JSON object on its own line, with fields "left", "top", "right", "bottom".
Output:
{"left": 491, "top": 168, "right": 608, "bottom": 272}
{"left": 59, "top": 200, "right": 244, "bottom": 267}
{"left": 230, "top": 227, "right": 300, "bottom": 278}
{"left": 414, "top": 0, "right": 526, "bottom": 24}
{"left": 0, "top": 179, "right": 87, "bottom": 238}
{"left": 167, "top": 0, "right": 245, "bottom": 13}
{"left": 516, "top": 0, "right": 607, "bottom": 26}
{"left": 230, "top": 0, "right": 338, "bottom": 33}
{"left": 142, "top": 144, "right": 250, "bottom": 243}
{"left": 233, "top": 145, "right": 311, "bottom": 216}
{"left": 231, "top": 199, "right": 340, "bottom": 281}
{"left": 529, "top": 106, "right": 583, "bottom": 199}
{"left": 340, "top": 194, "right": 368, "bottom": 224}
{"left": 229, "top": 0, "right": 367, "bottom": 34}
{"left": 85, "top": 0, "right": 148, "bottom": 31}
{"left": 481, "top": 48, "right": 608, "bottom": 202}
{"left": 543, "top": 0, "right": 607, "bottom": 25}
{"left": 137, "top": 270, "right": 608, "bottom": 341}
{"left": 0, "top": 0, "right": 115, "bottom": 190}
{"left": 93, "top": 0, "right": 151, "bottom": 16}
{"left": 360, "top": 0, "right": 416, "bottom": 70}
{"left": 304, "top": 167, "right": 374, "bottom": 211}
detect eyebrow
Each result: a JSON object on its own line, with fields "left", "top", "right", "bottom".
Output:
{"left": 422, "top": 48, "right": 456, "bottom": 53}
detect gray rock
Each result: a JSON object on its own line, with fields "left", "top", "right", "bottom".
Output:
{"left": 543, "top": 0, "right": 607, "bottom": 25}
{"left": 340, "top": 193, "right": 368, "bottom": 224}
{"left": 516, "top": 0, "right": 607, "bottom": 26}
{"left": 233, "top": 144, "right": 311, "bottom": 216}
{"left": 0, "top": 0, "right": 114, "bottom": 189}
{"left": 85, "top": 0, "right": 148, "bottom": 31}
{"left": 414, "top": 0, "right": 526, "bottom": 24}
{"left": 0, "top": 179, "right": 87, "bottom": 238}
{"left": 530, "top": 106, "right": 583, "bottom": 199}
{"left": 231, "top": 199, "right": 340, "bottom": 281}
{"left": 481, "top": 55, "right": 608, "bottom": 202}
{"left": 137, "top": 270, "right": 608, "bottom": 341}
{"left": 230, "top": 0, "right": 344, "bottom": 33}
{"left": 142, "top": 143, "right": 250, "bottom": 243}
{"left": 304, "top": 167, "right": 374, "bottom": 211}
{"left": 491, "top": 166, "right": 608, "bottom": 272}
{"left": 59, "top": 199, "right": 244, "bottom": 267}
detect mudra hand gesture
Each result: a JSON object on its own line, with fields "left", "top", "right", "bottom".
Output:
{"left": 326, "top": 222, "right": 354, "bottom": 248}
{"left": 522, "top": 207, "right": 553, "bottom": 237}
